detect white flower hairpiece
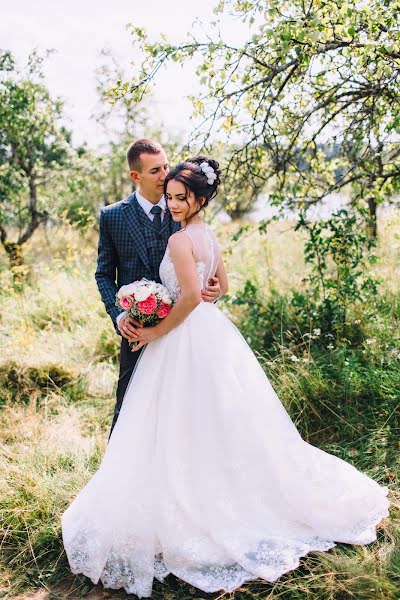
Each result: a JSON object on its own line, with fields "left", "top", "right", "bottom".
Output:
{"left": 200, "top": 161, "right": 217, "bottom": 185}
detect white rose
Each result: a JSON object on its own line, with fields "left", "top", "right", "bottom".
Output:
{"left": 161, "top": 295, "right": 172, "bottom": 305}
{"left": 146, "top": 282, "right": 158, "bottom": 295}
{"left": 155, "top": 284, "right": 166, "bottom": 297}
{"left": 134, "top": 287, "right": 152, "bottom": 302}
{"left": 117, "top": 282, "right": 138, "bottom": 299}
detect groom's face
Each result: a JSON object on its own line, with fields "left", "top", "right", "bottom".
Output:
{"left": 130, "top": 150, "right": 169, "bottom": 200}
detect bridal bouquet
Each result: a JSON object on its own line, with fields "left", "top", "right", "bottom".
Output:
{"left": 116, "top": 279, "right": 174, "bottom": 335}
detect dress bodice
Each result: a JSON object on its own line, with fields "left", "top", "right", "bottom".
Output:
{"left": 159, "top": 223, "right": 220, "bottom": 300}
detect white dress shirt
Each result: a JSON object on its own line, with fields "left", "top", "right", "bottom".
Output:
{"left": 116, "top": 191, "right": 166, "bottom": 329}
{"left": 135, "top": 190, "right": 166, "bottom": 222}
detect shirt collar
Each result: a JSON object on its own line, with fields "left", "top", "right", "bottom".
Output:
{"left": 136, "top": 189, "right": 166, "bottom": 215}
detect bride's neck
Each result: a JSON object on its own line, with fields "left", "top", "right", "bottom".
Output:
{"left": 182, "top": 215, "right": 203, "bottom": 228}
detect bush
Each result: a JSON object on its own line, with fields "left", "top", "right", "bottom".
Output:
{"left": 0, "top": 361, "right": 86, "bottom": 408}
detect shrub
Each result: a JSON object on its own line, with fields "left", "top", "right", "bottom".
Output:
{"left": 0, "top": 361, "right": 86, "bottom": 408}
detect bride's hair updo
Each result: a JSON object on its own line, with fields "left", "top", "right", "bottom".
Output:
{"left": 163, "top": 156, "right": 221, "bottom": 215}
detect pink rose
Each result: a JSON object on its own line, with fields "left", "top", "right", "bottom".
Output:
{"left": 137, "top": 294, "right": 157, "bottom": 315}
{"left": 120, "top": 295, "right": 134, "bottom": 310}
{"left": 157, "top": 302, "right": 171, "bottom": 318}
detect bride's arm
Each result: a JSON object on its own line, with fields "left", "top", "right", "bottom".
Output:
{"left": 132, "top": 233, "right": 201, "bottom": 351}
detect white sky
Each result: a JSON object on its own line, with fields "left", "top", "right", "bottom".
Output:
{"left": 1, "top": 0, "right": 247, "bottom": 148}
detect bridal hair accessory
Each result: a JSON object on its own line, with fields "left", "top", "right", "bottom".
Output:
{"left": 200, "top": 161, "right": 217, "bottom": 185}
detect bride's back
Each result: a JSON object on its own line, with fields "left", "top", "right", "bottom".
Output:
{"left": 181, "top": 222, "right": 220, "bottom": 290}
{"left": 160, "top": 222, "right": 220, "bottom": 300}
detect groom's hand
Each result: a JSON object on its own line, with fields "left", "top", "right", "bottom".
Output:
{"left": 118, "top": 315, "right": 143, "bottom": 342}
{"left": 202, "top": 276, "right": 220, "bottom": 303}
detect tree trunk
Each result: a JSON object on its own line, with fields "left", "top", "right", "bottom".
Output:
{"left": 0, "top": 174, "right": 42, "bottom": 280}
{"left": 0, "top": 224, "right": 23, "bottom": 270}
{"left": 3, "top": 241, "right": 23, "bottom": 269}
{"left": 18, "top": 176, "right": 41, "bottom": 245}
{"left": 0, "top": 229, "right": 25, "bottom": 281}
{"left": 367, "top": 197, "right": 377, "bottom": 238}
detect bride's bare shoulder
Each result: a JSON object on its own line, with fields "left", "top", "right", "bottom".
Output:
{"left": 168, "top": 230, "right": 193, "bottom": 252}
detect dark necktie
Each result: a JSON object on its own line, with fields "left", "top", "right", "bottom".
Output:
{"left": 150, "top": 205, "right": 162, "bottom": 232}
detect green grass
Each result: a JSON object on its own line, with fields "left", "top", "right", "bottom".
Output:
{"left": 0, "top": 220, "right": 399, "bottom": 599}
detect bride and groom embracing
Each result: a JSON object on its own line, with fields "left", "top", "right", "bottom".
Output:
{"left": 62, "top": 138, "right": 390, "bottom": 598}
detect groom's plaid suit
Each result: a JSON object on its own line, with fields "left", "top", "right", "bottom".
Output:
{"left": 95, "top": 192, "right": 180, "bottom": 436}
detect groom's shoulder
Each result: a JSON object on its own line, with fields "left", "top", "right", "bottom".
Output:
{"left": 100, "top": 193, "right": 136, "bottom": 218}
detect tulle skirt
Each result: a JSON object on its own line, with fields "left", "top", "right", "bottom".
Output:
{"left": 62, "top": 302, "right": 390, "bottom": 598}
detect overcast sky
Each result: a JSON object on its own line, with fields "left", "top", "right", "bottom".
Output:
{"left": 1, "top": 0, "right": 247, "bottom": 147}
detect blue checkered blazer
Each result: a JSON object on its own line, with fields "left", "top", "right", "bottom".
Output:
{"left": 95, "top": 192, "right": 181, "bottom": 333}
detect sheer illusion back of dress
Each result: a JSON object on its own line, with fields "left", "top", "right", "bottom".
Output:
{"left": 159, "top": 222, "right": 220, "bottom": 300}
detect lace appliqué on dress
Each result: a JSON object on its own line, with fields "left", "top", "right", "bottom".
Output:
{"left": 159, "top": 247, "right": 205, "bottom": 301}
{"left": 64, "top": 495, "right": 389, "bottom": 598}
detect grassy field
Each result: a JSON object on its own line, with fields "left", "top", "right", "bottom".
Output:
{"left": 0, "top": 218, "right": 399, "bottom": 600}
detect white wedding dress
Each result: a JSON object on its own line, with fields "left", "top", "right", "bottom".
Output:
{"left": 62, "top": 222, "right": 390, "bottom": 598}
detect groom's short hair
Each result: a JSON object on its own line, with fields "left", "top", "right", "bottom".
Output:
{"left": 127, "top": 139, "right": 163, "bottom": 172}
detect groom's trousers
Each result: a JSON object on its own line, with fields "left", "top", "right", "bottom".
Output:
{"left": 108, "top": 337, "right": 143, "bottom": 440}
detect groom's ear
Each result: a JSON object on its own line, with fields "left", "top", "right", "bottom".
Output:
{"left": 130, "top": 170, "right": 141, "bottom": 184}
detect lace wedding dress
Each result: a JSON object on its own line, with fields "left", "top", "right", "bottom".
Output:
{"left": 62, "top": 222, "right": 390, "bottom": 598}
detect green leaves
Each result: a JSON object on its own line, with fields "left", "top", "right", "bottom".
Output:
{"left": 295, "top": 208, "right": 380, "bottom": 334}
{"left": 108, "top": 0, "right": 400, "bottom": 240}
{"left": 0, "top": 50, "right": 14, "bottom": 71}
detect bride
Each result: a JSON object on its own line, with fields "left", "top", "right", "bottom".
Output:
{"left": 62, "top": 156, "right": 390, "bottom": 598}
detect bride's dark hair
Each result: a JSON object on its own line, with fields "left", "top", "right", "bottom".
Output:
{"left": 163, "top": 156, "right": 221, "bottom": 222}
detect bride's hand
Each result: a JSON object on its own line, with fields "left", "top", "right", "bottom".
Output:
{"left": 131, "top": 326, "right": 160, "bottom": 352}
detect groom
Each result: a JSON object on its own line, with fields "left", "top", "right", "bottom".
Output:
{"left": 95, "top": 139, "right": 220, "bottom": 438}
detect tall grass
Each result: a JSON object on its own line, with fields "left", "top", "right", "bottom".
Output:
{"left": 0, "top": 220, "right": 399, "bottom": 599}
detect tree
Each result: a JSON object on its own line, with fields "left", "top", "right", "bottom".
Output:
{"left": 112, "top": 0, "right": 400, "bottom": 236}
{"left": 0, "top": 50, "right": 73, "bottom": 269}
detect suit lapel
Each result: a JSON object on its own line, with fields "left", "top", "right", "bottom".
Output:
{"left": 121, "top": 193, "right": 151, "bottom": 273}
